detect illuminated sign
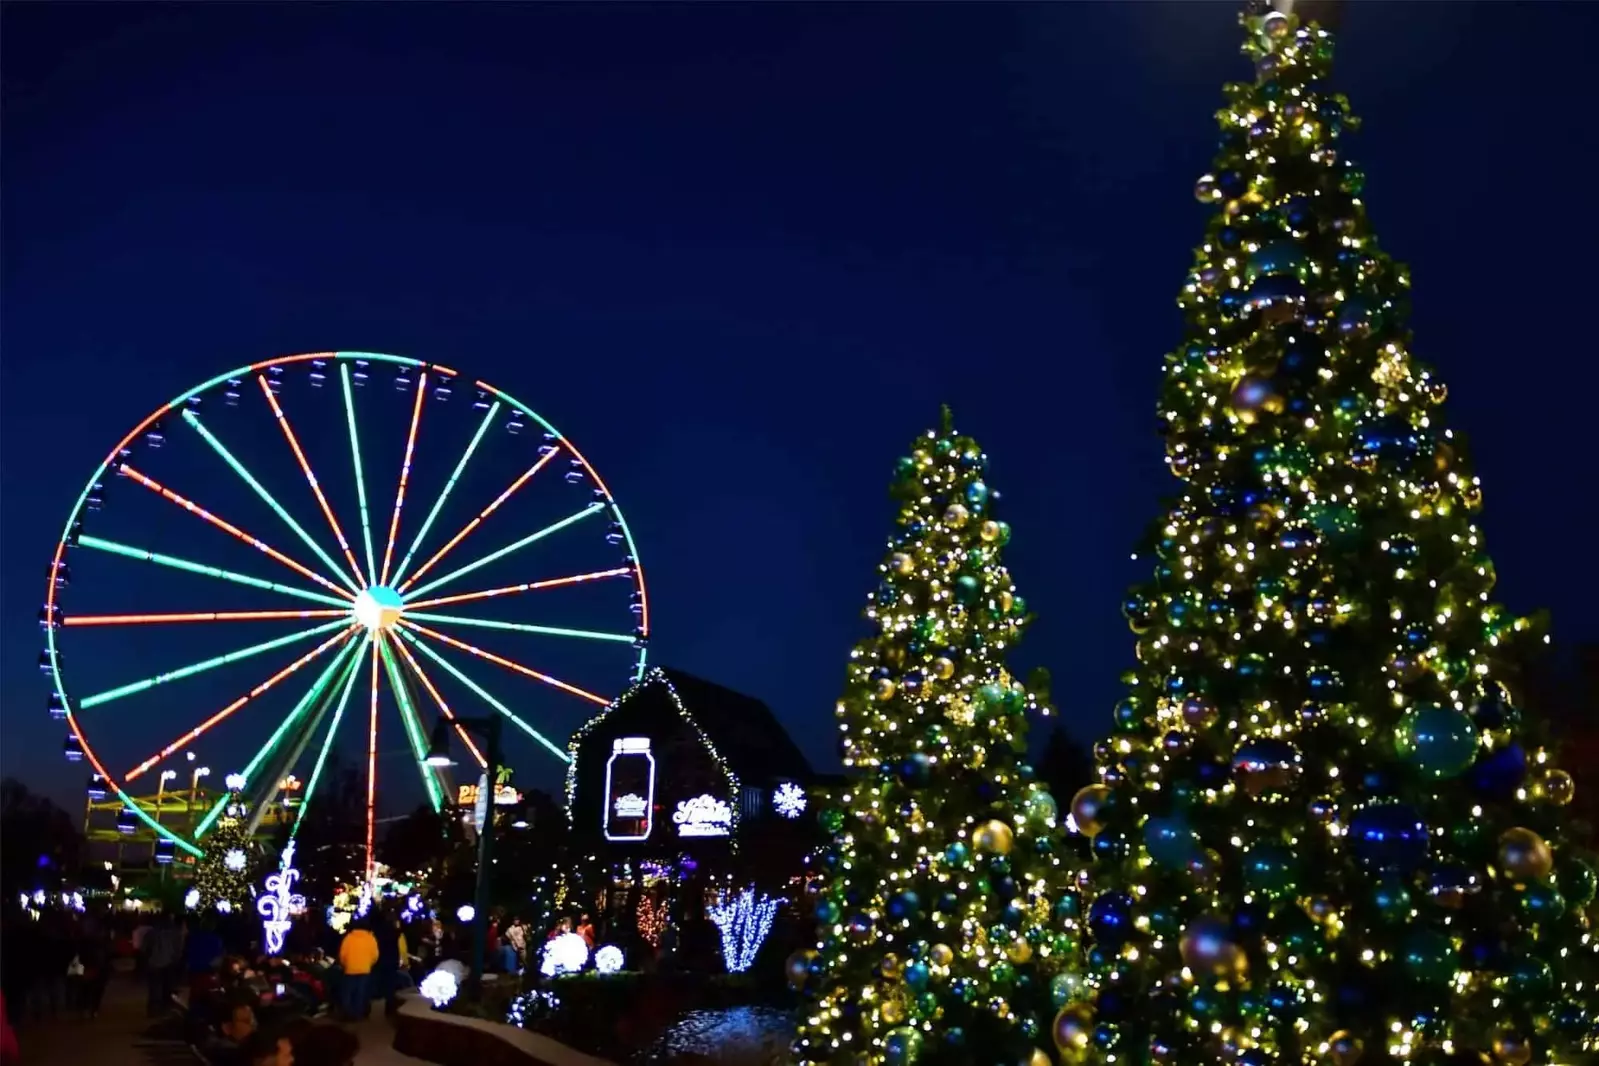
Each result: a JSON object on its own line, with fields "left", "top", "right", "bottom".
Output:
{"left": 604, "top": 737, "right": 655, "bottom": 842}
{"left": 613, "top": 794, "right": 648, "bottom": 819}
{"left": 456, "top": 783, "right": 522, "bottom": 807}
{"left": 673, "top": 794, "right": 732, "bottom": 838}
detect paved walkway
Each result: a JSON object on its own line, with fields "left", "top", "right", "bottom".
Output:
{"left": 8, "top": 973, "right": 428, "bottom": 1066}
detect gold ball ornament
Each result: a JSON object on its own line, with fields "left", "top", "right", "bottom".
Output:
{"left": 944, "top": 504, "right": 970, "bottom": 528}
{"left": 1304, "top": 895, "right": 1337, "bottom": 923}
{"left": 1491, "top": 1031, "right": 1532, "bottom": 1066}
{"left": 874, "top": 678, "right": 897, "bottom": 701}
{"left": 1180, "top": 916, "right": 1246, "bottom": 978}
{"left": 972, "top": 819, "right": 1014, "bottom": 856}
{"left": 889, "top": 552, "right": 915, "bottom": 576}
{"left": 997, "top": 589, "right": 1014, "bottom": 613}
{"left": 1070, "top": 784, "right": 1111, "bottom": 837}
{"left": 784, "top": 949, "right": 817, "bottom": 990}
{"left": 1538, "top": 768, "right": 1575, "bottom": 807}
{"left": 1028, "top": 1051, "right": 1051, "bottom": 1066}
{"left": 1052, "top": 1005, "right": 1094, "bottom": 1056}
{"left": 1498, "top": 827, "right": 1554, "bottom": 881}
{"left": 980, "top": 520, "right": 1003, "bottom": 542}
{"left": 1325, "top": 1031, "right": 1363, "bottom": 1066}
{"left": 930, "top": 943, "right": 954, "bottom": 968}
{"left": 879, "top": 997, "right": 907, "bottom": 1025}
{"left": 1007, "top": 938, "right": 1033, "bottom": 964}
{"left": 879, "top": 953, "right": 903, "bottom": 981}
{"left": 932, "top": 656, "right": 955, "bottom": 680}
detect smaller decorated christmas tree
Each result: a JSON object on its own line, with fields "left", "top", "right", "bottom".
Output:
{"left": 195, "top": 788, "right": 255, "bottom": 914}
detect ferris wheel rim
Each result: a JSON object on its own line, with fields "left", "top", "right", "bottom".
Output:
{"left": 44, "top": 350, "right": 650, "bottom": 859}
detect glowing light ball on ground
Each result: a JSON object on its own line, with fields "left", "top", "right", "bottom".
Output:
{"left": 420, "top": 968, "right": 459, "bottom": 1008}
{"left": 456, "top": 903, "right": 475, "bottom": 922}
{"left": 184, "top": 888, "right": 201, "bottom": 910}
{"left": 540, "top": 932, "right": 590, "bottom": 977}
{"left": 594, "top": 945, "right": 624, "bottom": 974}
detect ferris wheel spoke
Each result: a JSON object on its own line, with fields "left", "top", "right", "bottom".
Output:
{"left": 292, "top": 634, "right": 369, "bottom": 839}
{"left": 77, "top": 535, "right": 352, "bottom": 609}
{"left": 114, "top": 466, "right": 354, "bottom": 600}
{"left": 401, "top": 619, "right": 607, "bottom": 707}
{"left": 395, "top": 447, "right": 563, "bottom": 595}
{"left": 366, "top": 640, "right": 381, "bottom": 883}
{"left": 341, "top": 365, "right": 380, "bottom": 586}
{"left": 389, "top": 401, "right": 500, "bottom": 587}
{"left": 77, "top": 617, "right": 353, "bottom": 710}
{"left": 193, "top": 635, "right": 363, "bottom": 840}
{"left": 387, "top": 633, "right": 488, "bottom": 769}
{"left": 402, "top": 567, "right": 633, "bottom": 611}
{"left": 124, "top": 625, "right": 357, "bottom": 781}
{"left": 258, "top": 376, "right": 368, "bottom": 587}
{"left": 378, "top": 635, "right": 446, "bottom": 811}
{"left": 378, "top": 373, "right": 428, "bottom": 586}
{"left": 395, "top": 627, "right": 572, "bottom": 762}
{"left": 244, "top": 642, "right": 363, "bottom": 837}
{"left": 405, "top": 610, "right": 636, "bottom": 645}
{"left": 181, "top": 410, "right": 362, "bottom": 594}
{"left": 66, "top": 608, "right": 347, "bottom": 626}
{"left": 400, "top": 502, "right": 604, "bottom": 602}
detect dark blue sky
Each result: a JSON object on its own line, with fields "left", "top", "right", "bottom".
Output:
{"left": 4, "top": 3, "right": 1596, "bottom": 817}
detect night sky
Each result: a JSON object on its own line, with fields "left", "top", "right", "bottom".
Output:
{"left": 4, "top": 3, "right": 1596, "bottom": 819}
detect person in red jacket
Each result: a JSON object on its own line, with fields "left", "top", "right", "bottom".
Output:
{"left": 1, "top": 990, "right": 19, "bottom": 1065}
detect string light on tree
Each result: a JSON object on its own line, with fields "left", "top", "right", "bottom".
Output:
{"left": 707, "top": 887, "right": 781, "bottom": 974}
{"left": 1070, "top": 6, "right": 1599, "bottom": 1064}
{"left": 793, "top": 409, "right": 1080, "bottom": 1066}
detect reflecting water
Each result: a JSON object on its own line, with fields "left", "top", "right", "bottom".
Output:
{"left": 638, "top": 1006, "right": 794, "bottom": 1064}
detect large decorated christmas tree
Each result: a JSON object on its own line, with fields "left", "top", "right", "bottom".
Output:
{"left": 1069, "top": 6, "right": 1598, "bottom": 1064}
{"left": 194, "top": 786, "right": 256, "bottom": 914}
{"left": 794, "top": 411, "right": 1081, "bottom": 1066}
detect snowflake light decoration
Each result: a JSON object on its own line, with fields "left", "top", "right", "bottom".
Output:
{"left": 224, "top": 848, "right": 248, "bottom": 872}
{"left": 773, "top": 782, "right": 807, "bottom": 819}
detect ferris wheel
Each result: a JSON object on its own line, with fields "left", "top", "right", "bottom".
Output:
{"left": 40, "top": 351, "right": 649, "bottom": 878}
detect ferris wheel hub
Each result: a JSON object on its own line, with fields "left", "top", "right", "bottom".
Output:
{"left": 352, "top": 586, "right": 405, "bottom": 633}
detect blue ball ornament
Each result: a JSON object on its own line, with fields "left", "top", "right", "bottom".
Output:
{"left": 1089, "top": 892, "right": 1134, "bottom": 947}
{"left": 887, "top": 891, "right": 922, "bottom": 921}
{"left": 1349, "top": 803, "right": 1429, "bottom": 871}
{"left": 883, "top": 1028, "right": 921, "bottom": 1066}
{"left": 904, "top": 961, "right": 930, "bottom": 990}
{"left": 945, "top": 842, "right": 971, "bottom": 867}
{"left": 965, "top": 481, "right": 989, "bottom": 510}
{"left": 1394, "top": 704, "right": 1478, "bottom": 779}
{"left": 1469, "top": 743, "right": 1526, "bottom": 798}
{"left": 815, "top": 899, "right": 840, "bottom": 924}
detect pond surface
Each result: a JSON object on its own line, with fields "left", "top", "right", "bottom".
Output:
{"left": 636, "top": 1006, "right": 794, "bottom": 1065}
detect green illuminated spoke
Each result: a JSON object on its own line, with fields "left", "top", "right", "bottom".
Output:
{"left": 379, "top": 637, "right": 445, "bottom": 811}
{"left": 79, "top": 618, "right": 352, "bottom": 709}
{"left": 195, "top": 635, "right": 361, "bottom": 839}
{"left": 293, "top": 634, "right": 370, "bottom": 838}
{"left": 389, "top": 401, "right": 500, "bottom": 587}
{"left": 405, "top": 611, "right": 635, "bottom": 644}
{"left": 341, "top": 366, "right": 379, "bottom": 586}
{"left": 402, "top": 503, "right": 604, "bottom": 601}
{"left": 78, "top": 535, "right": 351, "bottom": 609}
{"left": 396, "top": 628, "right": 570, "bottom": 763}
{"left": 246, "top": 643, "right": 363, "bottom": 835}
{"left": 181, "top": 410, "right": 360, "bottom": 593}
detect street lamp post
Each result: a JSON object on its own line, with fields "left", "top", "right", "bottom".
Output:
{"left": 190, "top": 767, "right": 211, "bottom": 837}
{"left": 423, "top": 715, "right": 502, "bottom": 995}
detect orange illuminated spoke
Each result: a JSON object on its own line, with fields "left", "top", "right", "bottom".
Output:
{"left": 118, "top": 464, "right": 353, "bottom": 600}
{"left": 402, "top": 567, "right": 633, "bottom": 611}
{"left": 388, "top": 634, "right": 487, "bottom": 768}
{"left": 66, "top": 609, "right": 346, "bottom": 626}
{"left": 124, "top": 626, "right": 356, "bottom": 781}
{"left": 258, "top": 376, "right": 368, "bottom": 586}
{"left": 379, "top": 372, "right": 428, "bottom": 586}
{"left": 400, "top": 620, "right": 608, "bottom": 706}
{"left": 396, "top": 447, "right": 561, "bottom": 594}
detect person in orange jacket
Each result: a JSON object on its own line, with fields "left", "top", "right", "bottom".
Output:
{"left": 336, "top": 920, "right": 379, "bottom": 1020}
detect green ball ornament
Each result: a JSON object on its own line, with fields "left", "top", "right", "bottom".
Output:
{"left": 1556, "top": 855, "right": 1597, "bottom": 906}
{"left": 820, "top": 807, "right": 845, "bottom": 833}
{"left": 954, "top": 574, "right": 981, "bottom": 603}
{"left": 1241, "top": 842, "right": 1299, "bottom": 900}
{"left": 1371, "top": 875, "right": 1412, "bottom": 924}
{"left": 883, "top": 1026, "right": 922, "bottom": 1066}
{"left": 1394, "top": 704, "right": 1478, "bottom": 779}
{"left": 1050, "top": 971, "right": 1086, "bottom": 1008}
{"left": 1514, "top": 882, "right": 1566, "bottom": 926}
{"left": 1402, "top": 929, "right": 1457, "bottom": 986}
{"left": 1024, "top": 788, "right": 1059, "bottom": 826}
{"left": 1503, "top": 956, "right": 1553, "bottom": 999}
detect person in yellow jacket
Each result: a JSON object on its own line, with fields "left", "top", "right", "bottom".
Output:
{"left": 337, "top": 920, "right": 379, "bottom": 1020}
